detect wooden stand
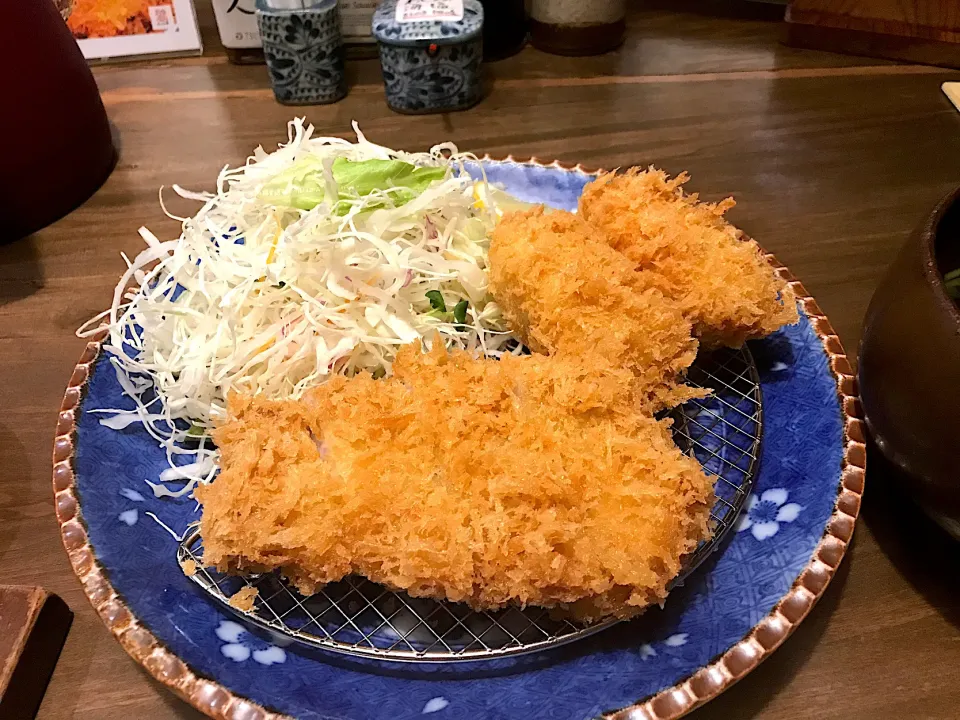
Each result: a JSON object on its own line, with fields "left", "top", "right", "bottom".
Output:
{"left": 786, "top": 1, "right": 960, "bottom": 69}
{"left": 0, "top": 587, "right": 73, "bottom": 720}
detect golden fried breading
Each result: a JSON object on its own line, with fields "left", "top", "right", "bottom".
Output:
{"left": 197, "top": 343, "right": 714, "bottom": 622}
{"left": 578, "top": 168, "right": 798, "bottom": 347}
{"left": 488, "top": 207, "right": 701, "bottom": 409}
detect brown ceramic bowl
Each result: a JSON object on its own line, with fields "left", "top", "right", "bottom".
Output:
{"left": 859, "top": 187, "right": 960, "bottom": 538}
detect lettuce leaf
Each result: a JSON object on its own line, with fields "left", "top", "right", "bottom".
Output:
{"left": 259, "top": 157, "right": 446, "bottom": 212}
{"left": 258, "top": 156, "right": 326, "bottom": 210}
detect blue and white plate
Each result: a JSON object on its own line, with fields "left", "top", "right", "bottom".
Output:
{"left": 53, "top": 159, "right": 864, "bottom": 720}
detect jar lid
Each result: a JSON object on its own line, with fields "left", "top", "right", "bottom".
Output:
{"left": 372, "top": 0, "right": 483, "bottom": 47}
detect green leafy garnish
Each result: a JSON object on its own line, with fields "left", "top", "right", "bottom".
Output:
{"left": 453, "top": 299, "right": 468, "bottom": 325}
{"left": 331, "top": 158, "right": 445, "bottom": 201}
{"left": 185, "top": 422, "right": 206, "bottom": 438}
{"left": 259, "top": 157, "right": 446, "bottom": 213}
{"left": 425, "top": 290, "right": 446, "bottom": 312}
{"left": 258, "top": 156, "right": 325, "bottom": 210}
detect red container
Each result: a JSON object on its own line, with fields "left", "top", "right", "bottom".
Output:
{"left": 0, "top": 0, "right": 116, "bottom": 240}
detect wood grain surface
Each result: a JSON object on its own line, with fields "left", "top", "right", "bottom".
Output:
{"left": 786, "top": 0, "right": 960, "bottom": 68}
{"left": 787, "top": 0, "right": 960, "bottom": 40}
{"left": 2, "top": 2, "right": 959, "bottom": 718}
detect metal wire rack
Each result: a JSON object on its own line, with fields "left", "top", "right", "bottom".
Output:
{"left": 178, "top": 345, "right": 762, "bottom": 663}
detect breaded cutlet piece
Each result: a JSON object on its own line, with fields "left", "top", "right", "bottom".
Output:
{"left": 488, "top": 207, "right": 702, "bottom": 410}
{"left": 197, "top": 343, "right": 715, "bottom": 623}
{"left": 578, "top": 168, "right": 798, "bottom": 347}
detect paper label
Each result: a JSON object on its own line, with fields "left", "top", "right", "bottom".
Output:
{"left": 211, "top": 0, "right": 261, "bottom": 49}
{"left": 148, "top": 4, "right": 175, "bottom": 31}
{"left": 394, "top": 0, "right": 464, "bottom": 23}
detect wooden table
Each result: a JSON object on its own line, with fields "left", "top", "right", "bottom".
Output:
{"left": 3, "top": 2, "right": 960, "bottom": 718}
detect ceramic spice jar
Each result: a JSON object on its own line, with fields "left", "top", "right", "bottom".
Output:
{"left": 372, "top": 0, "right": 484, "bottom": 114}
{"left": 256, "top": 0, "right": 347, "bottom": 105}
{"left": 529, "top": 0, "right": 625, "bottom": 55}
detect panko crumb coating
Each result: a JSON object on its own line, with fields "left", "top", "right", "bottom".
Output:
{"left": 197, "top": 343, "right": 714, "bottom": 623}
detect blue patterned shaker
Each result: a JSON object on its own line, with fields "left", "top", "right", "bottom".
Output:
{"left": 256, "top": 0, "right": 348, "bottom": 105}
{"left": 372, "top": 0, "right": 484, "bottom": 114}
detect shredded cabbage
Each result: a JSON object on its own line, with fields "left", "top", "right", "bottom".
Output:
{"left": 78, "top": 119, "right": 532, "bottom": 497}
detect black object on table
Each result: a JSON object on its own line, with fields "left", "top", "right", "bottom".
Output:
{"left": 479, "top": 0, "right": 527, "bottom": 60}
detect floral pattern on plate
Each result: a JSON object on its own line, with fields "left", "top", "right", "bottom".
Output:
{"left": 736, "top": 489, "right": 804, "bottom": 540}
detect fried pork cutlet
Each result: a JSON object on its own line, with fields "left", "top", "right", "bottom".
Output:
{"left": 488, "top": 207, "right": 701, "bottom": 410}
{"left": 197, "top": 343, "right": 714, "bottom": 623}
{"left": 578, "top": 168, "right": 798, "bottom": 347}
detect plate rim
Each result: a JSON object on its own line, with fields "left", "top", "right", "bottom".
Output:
{"left": 51, "top": 156, "right": 864, "bottom": 720}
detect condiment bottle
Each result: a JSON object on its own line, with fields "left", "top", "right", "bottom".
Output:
{"left": 529, "top": 0, "right": 625, "bottom": 56}
{"left": 212, "top": 0, "right": 266, "bottom": 64}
